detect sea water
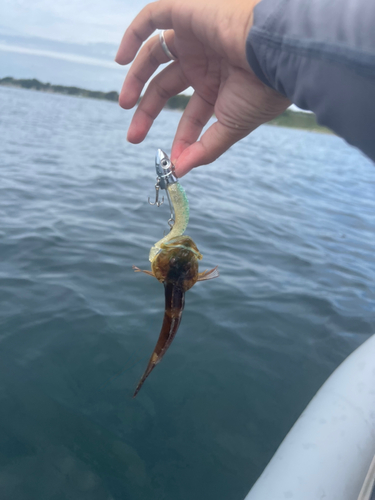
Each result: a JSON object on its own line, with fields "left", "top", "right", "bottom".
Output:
{"left": 0, "top": 86, "right": 374, "bottom": 500}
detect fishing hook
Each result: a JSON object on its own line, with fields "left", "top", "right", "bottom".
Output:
{"left": 165, "top": 189, "right": 175, "bottom": 230}
{"left": 148, "top": 150, "right": 177, "bottom": 231}
{"left": 148, "top": 178, "right": 164, "bottom": 207}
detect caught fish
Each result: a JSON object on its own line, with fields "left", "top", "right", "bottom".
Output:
{"left": 132, "top": 149, "right": 219, "bottom": 397}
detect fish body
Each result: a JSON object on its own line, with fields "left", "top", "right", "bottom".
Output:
{"left": 133, "top": 151, "right": 218, "bottom": 397}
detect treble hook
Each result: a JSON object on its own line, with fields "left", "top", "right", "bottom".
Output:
{"left": 148, "top": 179, "right": 164, "bottom": 207}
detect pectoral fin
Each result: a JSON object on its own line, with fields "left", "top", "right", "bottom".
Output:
{"left": 132, "top": 265, "right": 155, "bottom": 277}
{"left": 197, "top": 266, "right": 219, "bottom": 281}
{"left": 133, "top": 282, "right": 185, "bottom": 397}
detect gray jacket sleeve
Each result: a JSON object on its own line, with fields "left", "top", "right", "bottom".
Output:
{"left": 246, "top": 0, "right": 375, "bottom": 162}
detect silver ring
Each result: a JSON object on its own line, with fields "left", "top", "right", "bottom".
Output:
{"left": 159, "top": 30, "right": 177, "bottom": 61}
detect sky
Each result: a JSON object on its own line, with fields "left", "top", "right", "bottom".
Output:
{"left": 0, "top": 0, "right": 151, "bottom": 91}
{"left": 0, "top": 0, "right": 304, "bottom": 112}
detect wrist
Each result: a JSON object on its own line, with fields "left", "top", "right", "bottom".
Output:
{"left": 231, "top": 0, "right": 263, "bottom": 70}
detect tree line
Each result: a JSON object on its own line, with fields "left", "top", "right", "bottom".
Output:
{"left": 0, "top": 77, "right": 328, "bottom": 132}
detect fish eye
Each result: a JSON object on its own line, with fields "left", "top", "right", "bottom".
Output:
{"left": 161, "top": 159, "right": 168, "bottom": 167}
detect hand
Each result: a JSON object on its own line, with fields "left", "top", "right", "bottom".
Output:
{"left": 115, "top": 0, "right": 291, "bottom": 177}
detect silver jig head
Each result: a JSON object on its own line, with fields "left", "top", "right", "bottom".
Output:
{"left": 148, "top": 149, "right": 177, "bottom": 230}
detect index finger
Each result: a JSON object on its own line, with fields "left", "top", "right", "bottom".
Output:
{"left": 115, "top": 0, "right": 174, "bottom": 65}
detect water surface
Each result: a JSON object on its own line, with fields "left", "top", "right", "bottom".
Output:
{"left": 0, "top": 86, "right": 374, "bottom": 500}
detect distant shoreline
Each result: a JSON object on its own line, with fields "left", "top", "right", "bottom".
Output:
{"left": 0, "top": 77, "right": 331, "bottom": 134}
{"left": 0, "top": 77, "right": 120, "bottom": 103}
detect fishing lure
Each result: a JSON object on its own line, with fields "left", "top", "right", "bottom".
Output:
{"left": 132, "top": 149, "right": 219, "bottom": 397}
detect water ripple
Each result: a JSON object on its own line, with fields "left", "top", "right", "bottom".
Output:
{"left": 0, "top": 86, "right": 374, "bottom": 500}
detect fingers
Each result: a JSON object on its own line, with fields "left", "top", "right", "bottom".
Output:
{"left": 171, "top": 92, "right": 214, "bottom": 162}
{"left": 127, "top": 62, "right": 189, "bottom": 143}
{"left": 174, "top": 120, "right": 252, "bottom": 177}
{"left": 115, "top": 1, "right": 174, "bottom": 65}
{"left": 119, "top": 31, "right": 177, "bottom": 109}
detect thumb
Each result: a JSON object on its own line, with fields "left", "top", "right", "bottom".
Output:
{"left": 174, "top": 120, "right": 252, "bottom": 177}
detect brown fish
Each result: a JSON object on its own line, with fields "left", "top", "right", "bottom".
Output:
{"left": 132, "top": 235, "right": 218, "bottom": 397}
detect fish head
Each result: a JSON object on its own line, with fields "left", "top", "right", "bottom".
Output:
{"left": 152, "top": 236, "right": 202, "bottom": 291}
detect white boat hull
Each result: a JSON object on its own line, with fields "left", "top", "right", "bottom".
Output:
{"left": 245, "top": 334, "right": 375, "bottom": 500}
